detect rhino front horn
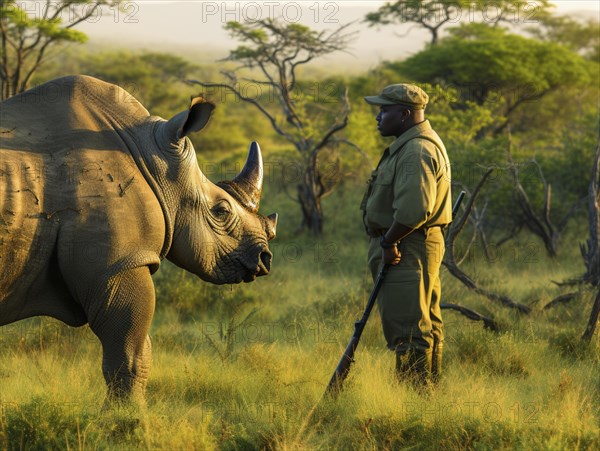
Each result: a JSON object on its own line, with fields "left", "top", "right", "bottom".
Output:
{"left": 218, "top": 141, "right": 264, "bottom": 213}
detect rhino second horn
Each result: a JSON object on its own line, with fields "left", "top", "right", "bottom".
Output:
{"left": 266, "top": 213, "right": 278, "bottom": 240}
{"left": 231, "top": 141, "right": 264, "bottom": 212}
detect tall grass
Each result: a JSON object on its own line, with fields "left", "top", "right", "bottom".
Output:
{"left": 1, "top": 182, "right": 598, "bottom": 450}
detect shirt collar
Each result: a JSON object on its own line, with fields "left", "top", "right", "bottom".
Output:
{"left": 388, "top": 120, "right": 432, "bottom": 156}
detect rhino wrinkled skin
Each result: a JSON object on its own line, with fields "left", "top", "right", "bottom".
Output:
{"left": 0, "top": 75, "right": 277, "bottom": 403}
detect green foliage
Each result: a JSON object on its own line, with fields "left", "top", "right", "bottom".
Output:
{"left": 425, "top": 85, "right": 496, "bottom": 145}
{"left": 365, "top": 0, "right": 473, "bottom": 26}
{"left": 0, "top": 1, "right": 118, "bottom": 98}
{"left": 393, "top": 23, "right": 591, "bottom": 111}
{"left": 37, "top": 18, "right": 87, "bottom": 42}
{"left": 0, "top": 1, "right": 88, "bottom": 43}
{"left": 540, "top": 111, "right": 600, "bottom": 206}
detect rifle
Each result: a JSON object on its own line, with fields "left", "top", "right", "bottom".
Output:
{"left": 324, "top": 190, "right": 466, "bottom": 397}
{"left": 324, "top": 262, "right": 389, "bottom": 397}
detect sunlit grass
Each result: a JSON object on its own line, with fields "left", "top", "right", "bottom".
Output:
{"left": 1, "top": 184, "right": 598, "bottom": 449}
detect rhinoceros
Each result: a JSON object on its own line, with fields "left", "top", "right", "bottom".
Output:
{"left": 0, "top": 75, "right": 277, "bottom": 403}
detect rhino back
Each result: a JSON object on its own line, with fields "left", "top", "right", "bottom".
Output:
{"left": 0, "top": 75, "right": 150, "bottom": 154}
{"left": 0, "top": 76, "right": 166, "bottom": 323}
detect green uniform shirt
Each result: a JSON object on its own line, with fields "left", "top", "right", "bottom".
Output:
{"left": 363, "top": 120, "right": 452, "bottom": 231}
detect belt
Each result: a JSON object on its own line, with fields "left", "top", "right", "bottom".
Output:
{"left": 366, "top": 228, "right": 387, "bottom": 238}
{"left": 366, "top": 226, "right": 442, "bottom": 239}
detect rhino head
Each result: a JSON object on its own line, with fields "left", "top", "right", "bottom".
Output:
{"left": 150, "top": 97, "right": 277, "bottom": 285}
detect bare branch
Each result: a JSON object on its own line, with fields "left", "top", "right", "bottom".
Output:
{"left": 450, "top": 168, "right": 494, "bottom": 239}
{"left": 582, "top": 288, "right": 600, "bottom": 342}
{"left": 444, "top": 170, "right": 531, "bottom": 313}
{"left": 507, "top": 129, "right": 559, "bottom": 257}
{"left": 581, "top": 128, "right": 600, "bottom": 286}
{"left": 443, "top": 258, "right": 531, "bottom": 313}
{"left": 313, "top": 88, "right": 350, "bottom": 153}
{"left": 495, "top": 222, "right": 523, "bottom": 247}
{"left": 456, "top": 225, "right": 478, "bottom": 266}
{"left": 441, "top": 303, "right": 499, "bottom": 331}
{"left": 543, "top": 292, "right": 579, "bottom": 310}
{"left": 187, "top": 79, "right": 293, "bottom": 143}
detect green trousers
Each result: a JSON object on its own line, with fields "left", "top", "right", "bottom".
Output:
{"left": 367, "top": 227, "right": 445, "bottom": 356}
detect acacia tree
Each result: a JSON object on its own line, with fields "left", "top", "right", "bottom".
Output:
{"left": 393, "top": 24, "right": 591, "bottom": 135}
{"left": 364, "top": 0, "right": 554, "bottom": 45}
{"left": 189, "top": 19, "right": 356, "bottom": 235}
{"left": 0, "top": 0, "right": 119, "bottom": 99}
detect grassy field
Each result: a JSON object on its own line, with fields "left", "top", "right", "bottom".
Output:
{"left": 1, "top": 178, "right": 598, "bottom": 450}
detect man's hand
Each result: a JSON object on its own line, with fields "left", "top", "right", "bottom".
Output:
{"left": 383, "top": 245, "right": 401, "bottom": 265}
{"left": 381, "top": 221, "right": 412, "bottom": 266}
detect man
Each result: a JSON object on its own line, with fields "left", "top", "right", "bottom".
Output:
{"left": 361, "top": 83, "right": 452, "bottom": 388}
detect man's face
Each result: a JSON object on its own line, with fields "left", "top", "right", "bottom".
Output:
{"left": 376, "top": 105, "right": 409, "bottom": 137}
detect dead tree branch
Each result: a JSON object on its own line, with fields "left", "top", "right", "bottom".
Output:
{"left": 580, "top": 126, "right": 600, "bottom": 343}
{"left": 543, "top": 292, "right": 579, "bottom": 310}
{"left": 469, "top": 198, "right": 493, "bottom": 261}
{"left": 580, "top": 129, "right": 600, "bottom": 286}
{"left": 581, "top": 288, "right": 600, "bottom": 343}
{"left": 441, "top": 303, "right": 499, "bottom": 331}
{"left": 507, "top": 129, "right": 559, "bottom": 257}
{"left": 444, "top": 169, "right": 532, "bottom": 314}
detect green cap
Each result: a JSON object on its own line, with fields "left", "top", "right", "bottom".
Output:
{"left": 364, "top": 83, "right": 429, "bottom": 109}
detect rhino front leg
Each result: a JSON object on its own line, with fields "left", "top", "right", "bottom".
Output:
{"left": 86, "top": 266, "right": 156, "bottom": 406}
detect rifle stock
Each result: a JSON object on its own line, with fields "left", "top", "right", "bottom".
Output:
{"left": 325, "top": 264, "right": 388, "bottom": 396}
{"left": 325, "top": 336, "right": 360, "bottom": 395}
{"left": 324, "top": 190, "right": 466, "bottom": 397}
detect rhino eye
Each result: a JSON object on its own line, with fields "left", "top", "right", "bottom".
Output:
{"left": 211, "top": 201, "right": 232, "bottom": 219}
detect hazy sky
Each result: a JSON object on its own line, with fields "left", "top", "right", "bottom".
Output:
{"left": 74, "top": 1, "right": 599, "bottom": 69}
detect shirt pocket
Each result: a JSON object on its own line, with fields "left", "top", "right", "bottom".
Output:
{"left": 374, "top": 167, "right": 394, "bottom": 185}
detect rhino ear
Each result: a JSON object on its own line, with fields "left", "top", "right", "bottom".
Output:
{"left": 165, "top": 96, "right": 215, "bottom": 143}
